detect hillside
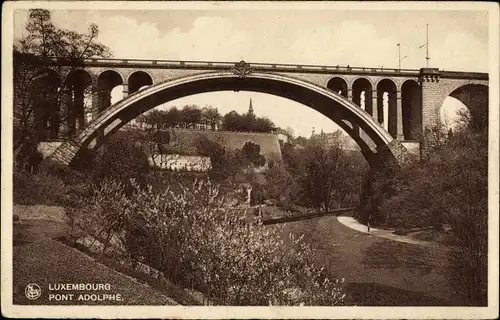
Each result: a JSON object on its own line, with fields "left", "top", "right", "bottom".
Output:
{"left": 118, "top": 128, "right": 282, "bottom": 160}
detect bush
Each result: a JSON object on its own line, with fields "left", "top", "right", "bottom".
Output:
{"left": 123, "top": 179, "right": 345, "bottom": 305}
{"left": 367, "top": 122, "right": 488, "bottom": 305}
{"left": 89, "top": 137, "right": 151, "bottom": 188}
{"left": 14, "top": 168, "right": 69, "bottom": 206}
{"left": 195, "top": 136, "right": 241, "bottom": 181}
{"left": 66, "top": 179, "right": 132, "bottom": 255}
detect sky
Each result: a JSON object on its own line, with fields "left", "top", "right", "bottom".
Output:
{"left": 13, "top": 7, "right": 488, "bottom": 137}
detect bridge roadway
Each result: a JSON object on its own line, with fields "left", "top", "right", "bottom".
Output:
{"left": 44, "top": 56, "right": 488, "bottom": 80}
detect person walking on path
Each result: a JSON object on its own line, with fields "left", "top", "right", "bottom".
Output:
{"left": 367, "top": 215, "right": 371, "bottom": 232}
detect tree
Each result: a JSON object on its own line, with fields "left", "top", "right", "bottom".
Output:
{"left": 371, "top": 111, "right": 488, "bottom": 305}
{"left": 14, "top": 9, "right": 111, "bottom": 168}
{"left": 241, "top": 141, "right": 266, "bottom": 167}
{"left": 89, "top": 137, "right": 151, "bottom": 188}
{"left": 202, "top": 106, "right": 221, "bottom": 130}
{"left": 285, "top": 126, "right": 295, "bottom": 140}
{"left": 136, "top": 109, "right": 166, "bottom": 130}
{"left": 19, "top": 9, "right": 110, "bottom": 59}
{"left": 301, "top": 141, "right": 349, "bottom": 211}
{"left": 222, "top": 110, "right": 276, "bottom": 133}
{"left": 129, "top": 124, "right": 171, "bottom": 175}
{"left": 123, "top": 179, "right": 346, "bottom": 305}
{"left": 222, "top": 111, "right": 244, "bottom": 131}
{"left": 195, "top": 136, "right": 242, "bottom": 181}
{"left": 253, "top": 116, "right": 276, "bottom": 133}
{"left": 165, "top": 107, "right": 181, "bottom": 128}
{"left": 180, "top": 105, "right": 202, "bottom": 128}
{"left": 263, "top": 161, "right": 298, "bottom": 205}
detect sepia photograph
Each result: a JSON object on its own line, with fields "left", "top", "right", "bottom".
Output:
{"left": 1, "top": 1, "right": 498, "bottom": 319}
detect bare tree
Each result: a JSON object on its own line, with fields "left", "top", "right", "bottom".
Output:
{"left": 13, "top": 9, "right": 111, "bottom": 167}
{"left": 301, "top": 140, "right": 349, "bottom": 211}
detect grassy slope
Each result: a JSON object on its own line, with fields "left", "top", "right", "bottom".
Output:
{"left": 12, "top": 206, "right": 187, "bottom": 305}
{"left": 275, "top": 215, "right": 461, "bottom": 306}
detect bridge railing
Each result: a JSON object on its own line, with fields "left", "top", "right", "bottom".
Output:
{"left": 44, "top": 57, "right": 485, "bottom": 77}
{"left": 47, "top": 56, "right": 420, "bottom": 74}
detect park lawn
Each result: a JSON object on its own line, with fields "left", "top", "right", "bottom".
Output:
{"left": 275, "top": 215, "right": 461, "bottom": 306}
{"left": 12, "top": 207, "right": 189, "bottom": 305}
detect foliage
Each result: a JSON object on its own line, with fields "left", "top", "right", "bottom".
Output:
{"left": 262, "top": 161, "right": 300, "bottom": 206}
{"left": 126, "top": 125, "right": 171, "bottom": 175}
{"left": 281, "top": 135, "right": 367, "bottom": 211}
{"left": 67, "top": 179, "right": 132, "bottom": 254}
{"left": 300, "top": 141, "right": 349, "bottom": 211}
{"left": 13, "top": 9, "right": 110, "bottom": 168}
{"left": 121, "top": 179, "right": 345, "bottom": 305}
{"left": 241, "top": 141, "right": 266, "bottom": 167}
{"left": 136, "top": 106, "right": 221, "bottom": 130}
{"left": 202, "top": 106, "right": 223, "bottom": 130}
{"left": 19, "top": 9, "right": 111, "bottom": 59}
{"left": 222, "top": 110, "right": 276, "bottom": 133}
{"left": 13, "top": 159, "right": 87, "bottom": 206}
{"left": 13, "top": 170, "right": 67, "bottom": 206}
{"left": 194, "top": 136, "right": 242, "bottom": 181}
{"left": 135, "top": 103, "right": 276, "bottom": 133}
{"left": 88, "top": 137, "right": 151, "bottom": 187}
{"left": 368, "top": 113, "right": 488, "bottom": 305}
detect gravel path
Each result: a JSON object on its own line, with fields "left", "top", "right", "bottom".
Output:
{"left": 336, "top": 215, "right": 439, "bottom": 247}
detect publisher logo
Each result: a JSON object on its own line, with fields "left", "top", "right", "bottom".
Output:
{"left": 25, "top": 283, "right": 41, "bottom": 300}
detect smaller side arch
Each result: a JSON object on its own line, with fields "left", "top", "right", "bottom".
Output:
{"left": 97, "top": 70, "right": 125, "bottom": 111}
{"left": 29, "top": 69, "right": 62, "bottom": 140}
{"left": 327, "top": 76, "right": 349, "bottom": 98}
{"left": 401, "top": 79, "right": 421, "bottom": 140}
{"left": 64, "top": 69, "right": 93, "bottom": 136}
{"left": 128, "top": 70, "right": 154, "bottom": 95}
{"left": 447, "top": 84, "right": 488, "bottom": 132}
{"left": 126, "top": 69, "right": 155, "bottom": 85}
{"left": 352, "top": 77, "right": 374, "bottom": 114}
{"left": 97, "top": 68, "right": 125, "bottom": 84}
{"left": 376, "top": 79, "right": 397, "bottom": 137}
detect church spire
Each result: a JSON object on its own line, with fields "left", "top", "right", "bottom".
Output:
{"left": 248, "top": 98, "right": 254, "bottom": 115}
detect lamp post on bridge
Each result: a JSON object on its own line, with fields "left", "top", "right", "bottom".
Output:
{"left": 397, "top": 43, "right": 407, "bottom": 70}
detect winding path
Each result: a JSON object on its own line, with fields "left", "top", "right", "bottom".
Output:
{"left": 280, "top": 214, "right": 460, "bottom": 306}
{"left": 336, "top": 215, "right": 439, "bottom": 246}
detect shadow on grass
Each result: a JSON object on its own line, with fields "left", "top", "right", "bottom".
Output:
{"left": 345, "top": 282, "right": 454, "bottom": 306}
{"left": 55, "top": 235, "right": 202, "bottom": 306}
{"left": 13, "top": 223, "right": 34, "bottom": 247}
{"left": 361, "top": 239, "right": 439, "bottom": 275}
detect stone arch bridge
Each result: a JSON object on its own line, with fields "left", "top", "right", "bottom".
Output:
{"left": 32, "top": 58, "right": 488, "bottom": 173}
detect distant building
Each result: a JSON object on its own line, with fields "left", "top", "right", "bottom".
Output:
{"left": 276, "top": 128, "right": 289, "bottom": 146}
{"left": 149, "top": 154, "right": 211, "bottom": 172}
{"left": 248, "top": 98, "right": 254, "bottom": 115}
{"left": 310, "top": 128, "right": 360, "bottom": 151}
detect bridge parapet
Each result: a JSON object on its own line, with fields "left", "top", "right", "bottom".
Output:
{"left": 38, "top": 56, "right": 488, "bottom": 80}
{"left": 43, "top": 57, "right": 430, "bottom": 77}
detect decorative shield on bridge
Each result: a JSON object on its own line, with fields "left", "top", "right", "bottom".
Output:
{"left": 232, "top": 60, "right": 253, "bottom": 78}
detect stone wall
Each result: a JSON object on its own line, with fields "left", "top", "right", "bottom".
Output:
{"left": 37, "top": 142, "right": 63, "bottom": 158}
{"left": 149, "top": 154, "right": 212, "bottom": 172}
{"left": 170, "top": 129, "right": 283, "bottom": 160}
{"left": 401, "top": 141, "right": 421, "bottom": 158}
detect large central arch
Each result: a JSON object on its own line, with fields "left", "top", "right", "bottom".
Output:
{"left": 50, "top": 71, "right": 409, "bottom": 171}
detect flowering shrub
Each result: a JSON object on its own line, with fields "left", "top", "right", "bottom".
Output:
{"left": 67, "top": 179, "right": 132, "bottom": 255}
{"left": 123, "top": 179, "right": 345, "bottom": 305}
